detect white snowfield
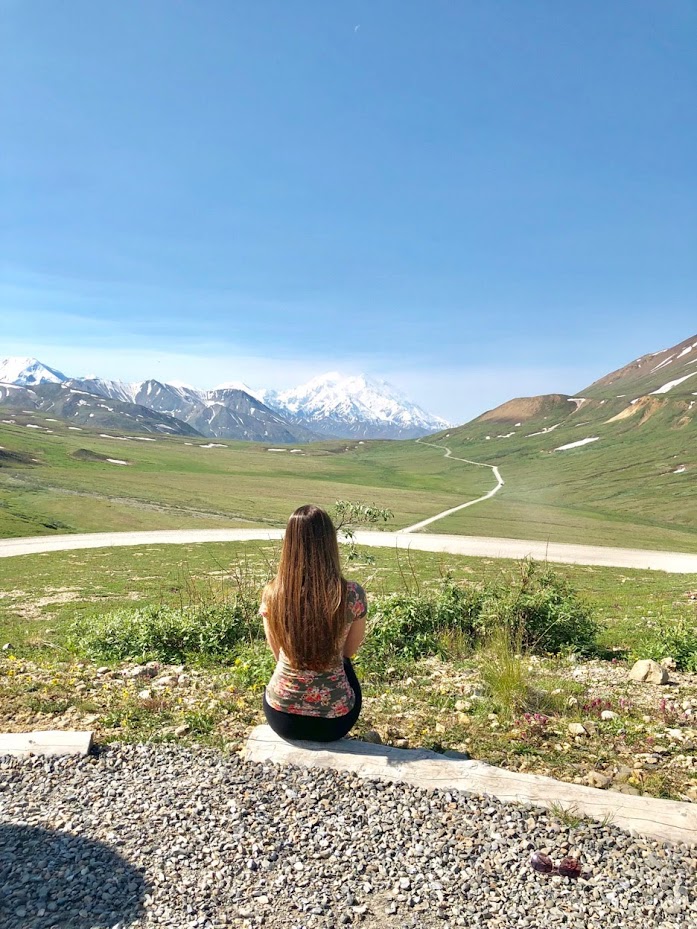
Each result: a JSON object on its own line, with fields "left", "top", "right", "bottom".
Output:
{"left": 651, "top": 371, "right": 697, "bottom": 395}
{"left": 1, "top": 529, "right": 696, "bottom": 573}
{"left": 268, "top": 371, "right": 450, "bottom": 432}
{"left": 555, "top": 437, "right": 600, "bottom": 451}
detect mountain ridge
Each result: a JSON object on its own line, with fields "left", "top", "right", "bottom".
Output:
{"left": 0, "top": 358, "right": 446, "bottom": 441}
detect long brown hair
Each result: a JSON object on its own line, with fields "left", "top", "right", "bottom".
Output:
{"left": 264, "top": 504, "right": 348, "bottom": 670}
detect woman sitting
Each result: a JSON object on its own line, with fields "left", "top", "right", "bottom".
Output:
{"left": 260, "top": 504, "right": 367, "bottom": 742}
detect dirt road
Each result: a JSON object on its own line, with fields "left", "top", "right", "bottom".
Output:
{"left": 1, "top": 528, "right": 696, "bottom": 572}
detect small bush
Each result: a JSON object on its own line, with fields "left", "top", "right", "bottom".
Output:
{"left": 476, "top": 560, "right": 598, "bottom": 655}
{"left": 363, "top": 580, "right": 482, "bottom": 664}
{"left": 73, "top": 602, "right": 261, "bottom": 664}
{"left": 630, "top": 616, "right": 697, "bottom": 672}
{"left": 363, "top": 561, "right": 597, "bottom": 666}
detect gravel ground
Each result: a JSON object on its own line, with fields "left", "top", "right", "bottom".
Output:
{"left": 1, "top": 744, "right": 696, "bottom": 929}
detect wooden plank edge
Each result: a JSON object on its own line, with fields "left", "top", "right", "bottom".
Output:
{"left": 244, "top": 725, "right": 697, "bottom": 847}
{"left": 0, "top": 729, "right": 94, "bottom": 758}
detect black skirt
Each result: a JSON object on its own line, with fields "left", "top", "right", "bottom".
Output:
{"left": 262, "top": 657, "right": 362, "bottom": 742}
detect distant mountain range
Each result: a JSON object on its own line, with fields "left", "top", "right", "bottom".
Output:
{"left": 0, "top": 358, "right": 449, "bottom": 442}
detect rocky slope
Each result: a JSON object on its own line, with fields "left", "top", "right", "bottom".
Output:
{"left": 67, "top": 378, "right": 318, "bottom": 443}
{"left": 0, "top": 382, "right": 201, "bottom": 436}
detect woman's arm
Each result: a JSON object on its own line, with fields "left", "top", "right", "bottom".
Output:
{"left": 343, "top": 581, "right": 368, "bottom": 657}
{"left": 263, "top": 615, "right": 280, "bottom": 660}
{"left": 343, "top": 615, "right": 366, "bottom": 658}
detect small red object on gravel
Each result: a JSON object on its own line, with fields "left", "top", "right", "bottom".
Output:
{"left": 530, "top": 852, "right": 554, "bottom": 873}
{"left": 558, "top": 857, "right": 582, "bottom": 878}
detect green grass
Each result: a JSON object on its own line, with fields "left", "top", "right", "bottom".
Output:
{"left": 0, "top": 399, "right": 697, "bottom": 552}
{"left": 0, "top": 417, "right": 491, "bottom": 538}
{"left": 2, "top": 543, "right": 696, "bottom": 801}
{"left": 1, "top": 541, "right": 695, "bottom": 657}
{"left": 1, "top": 398, "right": 695, "bottom": 552}
{"left": 426, "top": 395, "right": 697, "bottom": 551}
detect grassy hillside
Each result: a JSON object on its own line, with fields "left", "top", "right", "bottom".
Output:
{"left": 424, "top": 370, "right": 696, "bottom": 550}
{"left": 0, "top": 414, "right": 492, "bottom": 538}
{"left": 1, "top": 332, "right": 695, "bottom": 553}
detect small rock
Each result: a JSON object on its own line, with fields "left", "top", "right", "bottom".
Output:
{"left": 138, "top": 689, "right": 152, "bottom": 700}
{"left": 122, "top": 665, "right": 157, "bottom": 680}
{"left": 614, "top": 764, "right": 633, "bottom": 783}
{"left": 600, "top": 710, "right": 618, "bottom": 721}
{"left": 362, "top": 730, "right": 382, "bottom": 744}
{"left": 612, "top": 783, "right": 641, "bottom": 795}
{"left": 2, "top": 642, "right": 13, "bottom": 651}
{"left": 628, "top": 659, "right": 669, "bottom": 685}
{"left": 585, "top": 771, "right": 612, "bottom": 789}
{"left": 174, "top": 724, "right": 190, "bottom": 736}
{"left": 394, "top": 738, "right": 409, "bottom": 749}
{"left": 568, "top": 722, "right": 587, "bottom": 737}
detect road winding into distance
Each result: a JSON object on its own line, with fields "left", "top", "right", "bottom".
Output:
{"left": 1, "top": 438, "right": 695, "bottom": 572}
{"left": 402, "top": 439, "right": 504, "bottom": 533}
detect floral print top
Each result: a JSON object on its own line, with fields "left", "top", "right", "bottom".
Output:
{"left": 261, "top": 580, "right": 367, "bottom": 718}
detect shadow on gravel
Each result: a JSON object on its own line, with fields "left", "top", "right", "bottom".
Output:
{"left": 0, "top": 823, "right": 149, "bottom": 929}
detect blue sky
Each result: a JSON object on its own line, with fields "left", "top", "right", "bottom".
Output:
{"left": 2, "top": 1, "right": 695, "bottom": 422}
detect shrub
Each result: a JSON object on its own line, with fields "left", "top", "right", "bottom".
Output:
{"left": 362, "top": 579, "right": 482, "bottom": 665}
{"left": 73, "top": 601, "right": 262, "bottom": 664}
{"left": 363, "top": 561, "right": 597, "bottom": 666}
{"left": 630, "top": 616, "right": 697, "bottom": 672}
{"left": 476, "top": 560, "right": 598, "bottom": 655}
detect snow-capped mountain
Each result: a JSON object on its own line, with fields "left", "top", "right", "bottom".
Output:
{"left": 65, "top": 377, "right": 317, "bottom": 443}
{"left": 0, "top": 357, "right": 67, "bottom": 386}
{"left": 265, "top": 372, "right": 450, "bottom": 440}
{"left": 0, "top": 381, "right": 200, "bottom": 436}
{"left": 0, "top": 358, "right": 449, "bottom": 441}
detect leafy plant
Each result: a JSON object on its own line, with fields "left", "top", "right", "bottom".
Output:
{"left": 72, "top": 601, "right": 261, "bottom": 664}
{"left": 476, "top": 559, "right": 598, "bottom": 655}
{"left": 362, "top": 578, "right": 482, "bottom": 665}
{"left": 362, "top": 561, "right": 597, "bottom": 668}
{"left": 629, "top": 615, "right": 697, "bottom": 671}
{"left": 333, "top": 500, "right": 393, "bottom": 562}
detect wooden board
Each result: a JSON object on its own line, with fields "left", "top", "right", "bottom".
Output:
{"left": 0, "top": 730, "right": 93, "bottom": 758}
{"left": 245, "top": 725, "right": 697, "bottom": 846}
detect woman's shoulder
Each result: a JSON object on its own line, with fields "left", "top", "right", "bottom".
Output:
{"left": 345, "top": 580, "right": 367, "bottom": 619}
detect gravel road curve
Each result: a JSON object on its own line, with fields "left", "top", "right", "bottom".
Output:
{"left": 1, "top": 743, "right": 695, "bottom": 929}
{"left": 1, "top": 529, "right": 696, "bottom": 573}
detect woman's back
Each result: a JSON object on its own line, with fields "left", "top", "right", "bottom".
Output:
{"left": 261, "top": 504, "right": 367, "bottom": 742}
{"left": 262, "top": 579, "right": 366, "bottom": 718}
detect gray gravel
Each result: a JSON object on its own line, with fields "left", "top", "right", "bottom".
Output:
{"left": 1, "top": 743, "right": 696, "bottom": 929}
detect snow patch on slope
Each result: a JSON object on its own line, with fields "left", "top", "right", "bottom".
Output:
{"left": 651, "top": 372, "right": 697, "bottom": 395}
{"left": 555, "top": 437, "right": 600, "bottom": 451}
